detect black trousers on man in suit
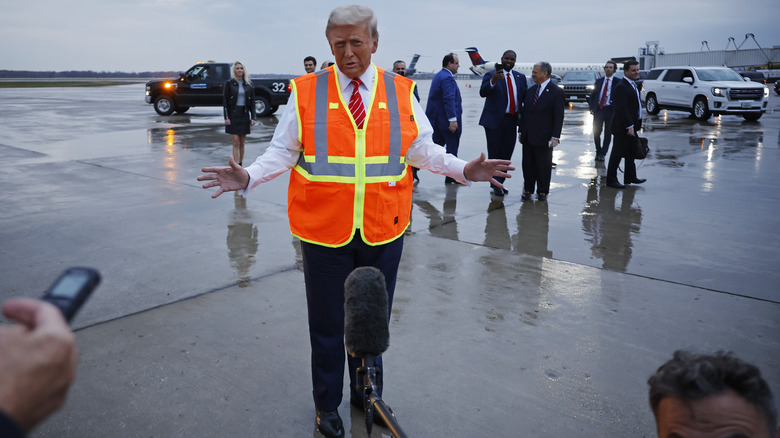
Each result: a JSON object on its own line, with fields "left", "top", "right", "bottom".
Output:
{"left": 522, "top": 142, "right": 554, "bottom": 195}
{"left": 300, "top": 234, "right": 403, "bottom": 412}
{"left": 607, "top": 120, "right": 642, "bottom": 184}
{"left": 432, "top": 125, "right": 461, "bottom": 157}
{"left": 592, "top": 106, "right": 613, "bottom": 158}
{"left": 484, "top": 114, "right": 517, "bottom": 188}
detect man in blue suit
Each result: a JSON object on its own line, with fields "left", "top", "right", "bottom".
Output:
{"left": 426, "top": 53, "right": 463, "bottom": 184}
{"left": 588, "top": 60, "right": 619, "bottom": 162}
{"left": 520, "top": 62, "right": 565, "bottom": 201}
{"left": 479, "top": 50, "right": 527, "bottom": 196}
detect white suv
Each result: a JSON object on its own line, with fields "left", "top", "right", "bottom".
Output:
{"left": 641, "top": 66, "right": 769, "bottom": 121}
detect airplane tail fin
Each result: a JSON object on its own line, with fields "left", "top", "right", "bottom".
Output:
{"left": 409, "top": 54, "right": 420, "bottom": 70}
{"left": 464, "top": 47, "right": 486, "bottom": 66}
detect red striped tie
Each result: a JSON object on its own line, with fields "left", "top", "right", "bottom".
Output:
{"left": 599, "top": 77, "right": 609, "bottom": 109}
{"left": 349, "top": 79, "right": 365, "bottom": 129}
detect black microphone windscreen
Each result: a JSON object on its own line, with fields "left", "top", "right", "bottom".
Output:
{"left": 344, "top": 267, "right": 390, "bottom": 357}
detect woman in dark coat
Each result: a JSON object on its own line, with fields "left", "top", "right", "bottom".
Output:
{"left": 223, "top": 61, "right": 256, "bottom": 165}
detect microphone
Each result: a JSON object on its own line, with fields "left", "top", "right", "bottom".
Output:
{"left": 344, "top": 267, "right": 389, "bottom": 358}
{"left": 343, "top": 267, "right": 408, "bottom": 438}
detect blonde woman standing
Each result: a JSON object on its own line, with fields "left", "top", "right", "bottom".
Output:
{"left": 223, "top": 61, "right": 256, "bottom": 165}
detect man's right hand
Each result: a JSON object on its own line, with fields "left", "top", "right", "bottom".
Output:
{"left": 0, "top": 298, "right": 77, "bottom": 432}
{"left": 491, "top": 69, "right": 504, "bottom": 85}
{"left": 198, "top": 156, "right": 250, "bottom": 198}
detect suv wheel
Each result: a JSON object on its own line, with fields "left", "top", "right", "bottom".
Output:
{"left": 255, "top": 96, "right": 271, "bottom": 117}
{"left": 645, "top": 94, "right": 660, "bottom": 115}
{"left": 154, "top": 96, "right": 175, "bottom": 116}
{"left": 692, "top": 97, "right": 711, "bottom": 121}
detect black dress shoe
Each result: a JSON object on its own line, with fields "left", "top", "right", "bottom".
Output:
{"left": 537, "top": 193, "right": 548, "bottom": 201}
{"left": 626, "top": 178, "right": 646, "bottom": 184}
{"left": 501, "top": 187, "right": 509, "bottom": 194}
{"left": 492, "top": 186, "right": 504, "bottom": 197}
{"left": 521, "top": 191, "right": 532, "bottom": 201}
{"left": 316, "top": 408, "right": 344, "bottom": 438}
{"left": 606, "top": 181, "right": 625, "bottom": 189}
{"left": 350, "top": 396, "right": 394, "bottom": 427}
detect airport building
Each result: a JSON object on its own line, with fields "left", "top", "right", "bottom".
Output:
{"left": 638, "top": 35, "right": 780, "bottom": 80}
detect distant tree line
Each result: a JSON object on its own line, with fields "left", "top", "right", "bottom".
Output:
{"left": 0, "top": 70, "right": 296, "bottom": 79}
{"left": 0, "top": 70, "right": 179, "bottom": 79}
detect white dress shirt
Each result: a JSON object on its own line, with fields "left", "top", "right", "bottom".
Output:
{"left": 240, "top": 63, "right": 469, "bottom": 195}
{"left": 489, "top": 69, "right": 519, "bottom": 114}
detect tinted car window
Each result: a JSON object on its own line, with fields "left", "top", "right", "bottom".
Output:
{"left": 646, "top": 69, "right": 663, "bottom": 80}
{"left": 562, "top": 71, "right": 597, "bottom": 81}
{"left": 663, "top": 69, "right": 684, "bottom": 82}
{"left": 695, "top": 68, "right": 745, "bottom": 82}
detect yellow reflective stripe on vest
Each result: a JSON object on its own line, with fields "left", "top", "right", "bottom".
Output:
{"left": 294, "top": 69, "right": 405, "bottom": 180}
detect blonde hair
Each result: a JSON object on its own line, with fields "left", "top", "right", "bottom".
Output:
{"left": 231, "top": 61, "right": 253, "bottom": 86}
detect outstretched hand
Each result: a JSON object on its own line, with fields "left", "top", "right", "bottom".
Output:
{"left": 197, "top": 156, "right": 250, "bottom": 198}
{"left": 463, "top": 153, "right": 514, "bottom": 188}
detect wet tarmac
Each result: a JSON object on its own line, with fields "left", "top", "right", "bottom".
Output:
{"left": 1, "top": 81, "right": 778, "bottom": 437}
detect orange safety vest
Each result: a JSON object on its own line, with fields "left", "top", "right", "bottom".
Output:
{"left": 288, "top": 65, "right": 420, "bottom": 247}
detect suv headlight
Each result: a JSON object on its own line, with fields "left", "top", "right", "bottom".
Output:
{"left": 586, "top": 84, "right": 595, "bottom": 91}
{"left": 711, "top": 87, "right": 725, "bottom": 97}
{"left": 764, "top": 87, "right": 770, "bottom": 98}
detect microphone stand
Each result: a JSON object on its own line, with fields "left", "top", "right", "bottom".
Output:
{"left": 355, "top": 354, "right": 408, "bottom": 438}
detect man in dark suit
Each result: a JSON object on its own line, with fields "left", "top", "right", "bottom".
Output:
{"left": 588, "top": 60, "right": 619, "bottom": 162}
{"left": 426, "top": 53, "right": 463, "bottom": 184}
{"left": 479, "top": 50, "right": 527, "bottom": 196}
{"left": 606, "top": 60, "right": 646, "bottom": 188}
{"left": 519, "top": 62, "right": 564, "bottom": 201}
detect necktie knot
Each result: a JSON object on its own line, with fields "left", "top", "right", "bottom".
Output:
{"left": 349, "top": 79, "right": 366, "bottom": 129}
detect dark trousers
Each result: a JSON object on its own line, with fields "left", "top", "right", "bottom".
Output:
{"left": 432, "top": 125, "right": 461, "bottom": 157}
{"left": 484, "top": 117, "right": 517, "bottom": 187}
{"left": 300, "top": 234, "right": 404, "bottom": 411}
{"left": 607, "top": 132, "right": 638, "bottom": 184}
{"left": 522, "top": 142, "right": 553, "bottom": 195}
{"left": 592, "top": 106, "right": 613, "bottom": 157}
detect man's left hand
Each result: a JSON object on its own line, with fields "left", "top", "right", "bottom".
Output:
{"left": 463, "top": 153, "right": 515, "bottom": 187}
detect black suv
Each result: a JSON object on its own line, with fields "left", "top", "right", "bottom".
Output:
{"left": 559, "top": 70, "right": 601, "bottom": 102}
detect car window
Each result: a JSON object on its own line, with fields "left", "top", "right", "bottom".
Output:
{"left": 695, "top": 68, "right": 744, "bottom": 81}
{"left": 663, "top": 69, "right": 684, "bottom": 82}
{"left": 563, "top": 71, "right": 597, "bottom": 81}
{"left": 646, "top": 69, "right": 663, "bottom": 80}
{"left": 187, "top": 66, "right": 209, "bottom": 81}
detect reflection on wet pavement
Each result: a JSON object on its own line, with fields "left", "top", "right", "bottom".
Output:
{"left": 227, "top": 194, "right": 259, "bottom": 285}
{"left": 581, "top": 177, "right": 641, "bottom": 272}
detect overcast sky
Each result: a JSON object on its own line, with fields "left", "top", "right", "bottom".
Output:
{"left": 1, "top": 0, "right": 778, "bottom": 74}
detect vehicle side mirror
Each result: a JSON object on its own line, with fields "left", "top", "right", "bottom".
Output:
{"left": 743, "top": 77, "right": 750, "bottom": 82}
{"left": 683, "top": 77, "right": 693, "bottom": 85}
